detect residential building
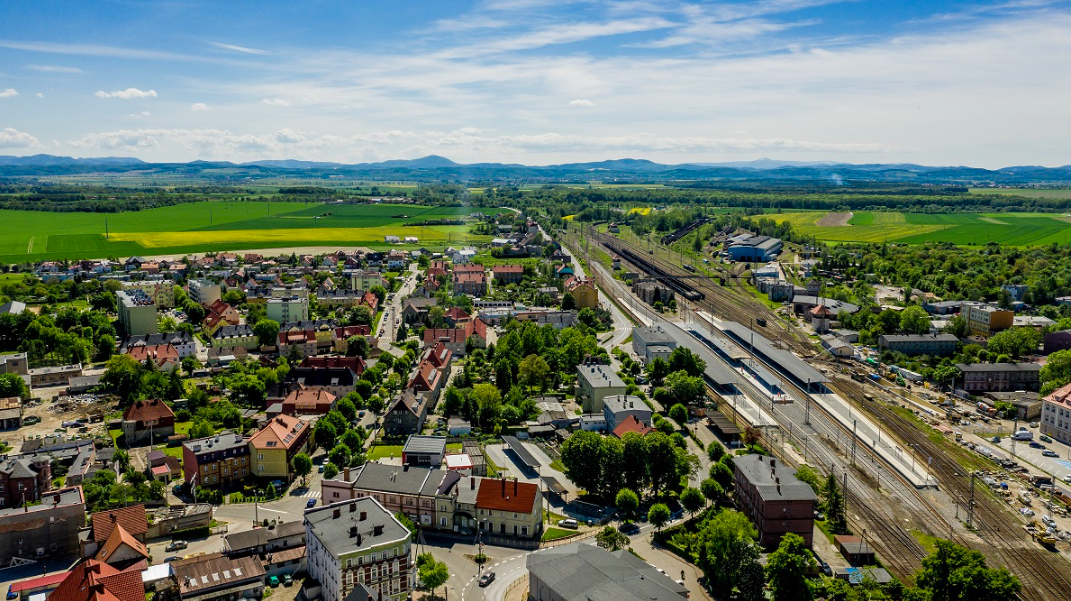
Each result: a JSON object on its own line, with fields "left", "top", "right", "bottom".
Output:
{"left": 474, "top": 476, "right": 542, "bottom": 538}
{"left": 224, "top": 520, "right": 305, "bottom": 557}
{"left": 116, "top": 290, "right": 157, "bottom": 336}
{"left": 341, "top": 462, "right": 447, "bottom": 527}
{"left": 602, "top": 395, "right": 652, "bottom": 433}
{"left": 924, "top": 300, "right": 967, "bottom": 315}
{"left": 267, "top": 296, "right": 310, "bottom": 323}
{"left": 46, "top": 560, "right": 144, "bottom": 601}
{"left": 575, "top": 362, "right": 627, "bottom": 413}
{"left": 512, "top": 309, "right": 576, "bottom": 329}
{"left": 285, "top": 366, "right": 357, "bottom": 399}
{"left": 203, "top": 300, "right": 241, "bottom": 334}
{"left": 407, "top": 343, "right": 451, "bottom": 397}
{"left": 453, "top": 272, "right": 488, "bottom": 296}
{"left": 0, "top": 487, "right": 85, "bottom": 564}
{"left": 249, "top": 415, "right": 312, "bottom": 480}
{"left": 383, "top": 390, "right": 429, "bottom": 437}
{"left": 88, "top": 505, "right": 149, "bottom": 554}
{"left": 956, "top": 362, "right": 1041, "bottom": 393}
{"left": 422, "top": 319, "right": 492, "bottom": 357}
{"left": 29, "top": 364, "right": 82, "bottom": 387}
{"left": 182, "top": 431, "right": 251, "bottom": 489}
{"left": 725, "top": 234, "right": 783, "bottom": 262}
{"left": 0, "top": 352, "right": 29, "bottom": 375}
{"left": 1044, "top": 329, "right": 1071, "bottom": 355}
{"left": 611, "top": 415, "right": 652, "bottom": 438}
{"left": 0, "top": 455, "right": 51, "bottom": 507}
{"left": 301, "top": 355, "right": 367, "bottom": 376}
{"left": 211, "top": 324, "right": 259, "bottom": 353}
{"left": 333, "top": 325, "right": 374, "bottom": 355}
{"left": 121, "top": 399, "right": 175, "bottom": 446}
{"left": 878, "top": 334, "right": 958, "bottom": 356}
{"left": 188, "top": 279, "right": 222, "bottom": 306}
{"left": 277, "top": 329, "right": 320, "bottom": 359}
{"left": 402, "top": 298, "right": 437, "bottom": 324}
{"left": 632, "top": 326, "right": 677, "bottom": 364}
{"left": 304, "top": 497, "right": 414, "bottom": 601}
{"left": 343, "top": 269, "right": 385, "bottom": 291}
{"left": 281, "top": 388, "right": 338, "bottom": 415}
{"left": 492, "top": 264, "right": 524, "bottom": 284}
{"left": 402, "top": 435, "right": 447, "bottom": 467}
{"left": 172, "top": 553, "right": 265, "bottom": 601}
{"left": 964, "top": 304, "right": 1014, "bottom": 336}
{"left": 733, "top": 454, "right": 817, "bottom": 549}
{"left": 528, "top": 543, "right": 688, "bottom": 601}
{"left": 94, "top": 522, "right": 148, "bottom": 568}
{"left": 123, "top": 280, "right": 175, "bottom": 308}
{"left": 1042, "top": 383, "right": 1071, "bottom": 445}
{"left": 125, "top": 343, "right": 180, "bottom": 371}
{"left": 564, "top": 277, "right": 598, "bottom": 310}
{"left": 0, "top": 396, "right": 22, "bottom": 429}
{"left": 121, "top": 331, "right": 196, "bottom": 358}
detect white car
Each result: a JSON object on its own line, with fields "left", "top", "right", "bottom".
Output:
{"left": 1021, "top": 508, "right": 1036, "bottom": 517}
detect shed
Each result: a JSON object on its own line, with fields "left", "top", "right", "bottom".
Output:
{"left": 835, "top": 534, "right": 876, "bottom": 565}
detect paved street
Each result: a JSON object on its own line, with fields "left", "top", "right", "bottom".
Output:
{"left": 376, "top": 262, "right": 418, "bottom": 356}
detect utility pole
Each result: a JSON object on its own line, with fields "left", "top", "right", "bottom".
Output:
{"left": 967, "top": 473, "right": 976, "bottom": 529}
{"left": 851, "top": 420, "right": 858, "bottom": 466}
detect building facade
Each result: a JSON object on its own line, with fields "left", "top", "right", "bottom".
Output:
{"left": 182, "top": 431, "right": 251, "bottom": 489}
{"left": 964, "top": 304, "right": 1014, "bottom": 336}
{"left": 957, "top": 363, "right": 1041, "bottom": 393}
{"left": 877, "top": 334, "right": 958, "bottom": 356}
{"left": 733, "top": 454, "right": 816, "bottom": 549}
{"left": 576, "top": 363, "right": 627, "bottom": 413}
{"left": 249, "top": 415, "right": 311, "bottom": 480}
{"left": 267, "top": 296, "right": 310, "bottom": 323}
{"left": 116, "top": 290, "right": 158, "bottom": 336}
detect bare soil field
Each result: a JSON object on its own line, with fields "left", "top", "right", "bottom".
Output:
{"left": 815, "top": 211, "right": 853, "bottom": 227}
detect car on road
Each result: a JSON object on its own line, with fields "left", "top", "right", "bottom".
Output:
{"left": 307, "top": 498, "right": 317, "bottom": 508}
{"left": 1044, "top": 450, "right": 1059, "bottom": 457}
{"left": 619, "top": 522, "right": 641, "bottom": 535}
{"left": 1041, "top": 435, "right": 1054, "bottom": 443}
{"left": 165, "top": 541, "right": 188, "bottom": 552}
{"left": 268, "top": 576, "right": 280, "bottom": 587}
{"left": 1064, "top": 474, "right": 1071, "bottom": 483}
{"left": 318, "top": 465, "right": 324, "bottom": 473}
{"left": 819, "top": 560, "right": 833, "bottom": 576}
{"left": 478, "top": 572, "right": 496, "bottom": 587}
{"left": 359, "top": 411, "right": 366, "bottom": 418}
{"left": 164, "top": 556, "right": 183, "bottom": 563}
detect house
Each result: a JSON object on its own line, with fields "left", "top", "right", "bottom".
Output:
{"left": 121, "top": 399, "right": 176, "bottom": 445}
{"left": 336, "top": 462, "right": 447, "bottom": 526}
{"left": 46, "top": 560, "right": 144, "bottom": 601}
{"left": 402, "top": 435, "right": 447, "bottom": 467}
{"left": 1044, "top": 329, "right": 1071, "bottom": 355}
{"left": 343, "top": 269, "right": 385, "bottom": 291}
{"left": 878, "top": 334, "right": 958, "bottom": 356}
{"left": 981, "top": 391, "right": 1041, "bottom": 421}
{"left": 0, "top": 455, "right": 51, "bottom": 506}
{"left": 579, "top": 413, "right": 607, "bottom": 432}
{"left": 182, "top": 431, "right": 251, "bottom": 489}
{"left": 402, "top": 298, "right": 437, "bottom": 324}
{"left": 421, "top": 327, "right": 468, "bottom": 357}
{"left": 172, "top": 553, "right": 265, "bottom": 601}
{"left": 0, "top": 487, "right": 84, "bottom": 565}
{"left": 575, "top": 362, "right": 627, "bottom": 413}
{"left": 117, "top": 290, "right": 158, "bottom": 336}
{"left": 0, "top": 396, "right": 22, "bottom": 429}
{"left": 302, "top": 355, "right": 367, "bottom": 377}
{"left": 632, "top": 326, "right": 677, "bottom": 364}
{"left": 407, "top": 343, "right": 451, "bottom": 397}
{"left": 527, "top": 543, "right": 688, "bottom": 601}
{"left": 333, "top": 325, "right": 374, "bottom": 355}
{"left": 448, "top": 418, "right": 472, "bottom": 436}
{"left": 0, "top": 352, "right": 29, "bottom": 375}
{"left": 634, "top": 281, "right": 675, "bottom": 306}
{"left": 121, "top": 331, "right": 197, "bottom": 358}
{"left": 0, "top": 300, "right": 27, "bottom": 315}
{"left": 820, "top": 335, "right": 854, "bottom": 358}
{"left": 564, "top": 277, "right": 598, "bottom": 310}
{"left": 512, "top": 309, "right": 577, "bottom": 330}
{"left": 474, "top": 476, "right": 542, "bottom": 538}
{"left": 454, "top": 272, "right": 488, "bottom": 296}
{"left": 211, "top": 324, "right": 259, "bottom": 353}
{"left": 145, "top": 450, "right": 181, "bottom": 482}
{"left": 492, "top": 264, "right": 524, "bottom": 284}
{"left": 304, "top": 497, "right": 414, "bottom": 601}
{"left": 202, "top": 300, "right": 241, "bottom": 335}
{"left": 125, "top": 343, "right": 180, "bottom": 371}
{"left": 612, "top": 415, "right": 652, "bottom": 438}
{"left": 282, "top": 388, "right": 338, "bottom": 415}
{"left": 94, "top": 523, "right": 148, "bottom": 568}
{"left": 809, "top": 304, "right": 834, "bottom": 334}
{"left": 442, "top": 306, "right": 471, "bottom": 326}
{"left": 267, "top": 296, "right": 310, "bottom": 323}
{"left": 602, "top": 395, "right": 652, "bottom": 433}
{"left": 285, "top": 366, "right": 358, "bottom": 399}
{"left": 383, "top": 390, "right": 429, "bottom": 437}
{"left": 733, "top": 454, "right": 816, "bottom": 549}
{"left": 224, "top": 520, "right": 305, "bottom": 557}
{"left": 1041, "top": 383, "right": 1071, "bottom": 446}
{"left": 555, "top": 264, "right": 574, "bottom": 278}
{"left": 277, "top": 329, "right": 319, "bottom": 359}
{"left": 29, "top": 363, "right": 83, "bottom": 387}
{"left": 964, "top": 304, "right": 1014, "bottom": 336}
{"left": 249, "top": 415, "right": 312, "bottom": 480}
{"left": 956, "top": 362, "right": 1041, "bottom": 393}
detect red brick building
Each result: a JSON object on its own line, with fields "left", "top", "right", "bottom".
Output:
{"left": 732, "top": 454, "right": 816, "bottom": 549}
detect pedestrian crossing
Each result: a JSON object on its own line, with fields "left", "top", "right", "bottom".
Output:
{"left": 297, "top": 490, "right": 321, "bottom": 498}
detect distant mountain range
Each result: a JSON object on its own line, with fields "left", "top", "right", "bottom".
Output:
{"left": 1, "top": 153, "right": 1070, "bottom": 185}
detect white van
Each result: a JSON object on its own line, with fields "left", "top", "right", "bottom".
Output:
{"left": 1013, "top": 430, "right": 1034, "bottom": 441}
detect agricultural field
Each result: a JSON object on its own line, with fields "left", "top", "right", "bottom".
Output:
{"left": 0, "top": 201, "right": 504, "bottom": 263}
{"left": 969, "top": 188, "right": 1071, "bottom": 199}
{"left": 760, "top": 210, "right": 1071, "bottom": 246}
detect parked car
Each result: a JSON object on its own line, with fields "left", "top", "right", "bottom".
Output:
{"left": 268, "top": 576, "right": 280, "bottom": 587}
{"left": 992, "top": 436, "right": 1002, "bottom": 443}
{"left": 359, "top": 411, "right": 366, "bottom": 418}
{"left": 282, "top": 575, "right": 293, "bottom": 586}
{"left": 165, "top": 541, "right": 188, "bottom": 552}
{"left": 557, "top": 519, "right": 579, "bottom": 529}
{"left": 1064, "top": 474, "right": 1071, "bottom": 483}
{"left": 164, "top": 556, "right": 183, "bottom": 563}
{"left": 318, "top": 465, "right": 324, "bottom": 473}
{"left": 478, "top": 572, "right": 496, "bottom": 587}
{"left": 1030, "top": 422, "right": 1040, "bottom": 428}
{"left": 307, "top": 498, "right": 317, "bottom": 508}
{"left": 619, "top": 522, "right": 641, "bottom": 535}
{"left": 819, "top": 560, "right": 833, "bottom": 577}
{"left": 1029, "top": 441, "right": 1044, "bottom": 449}
{"left": 1041, "top": 435, "right": 1053, "bottom": 443}
{"left": 1044, "top": 450, "right": 1059, "bottom": 457}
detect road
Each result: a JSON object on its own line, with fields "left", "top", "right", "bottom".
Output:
{"left": 376, "top": 263, "right": 418, "bottom": 356}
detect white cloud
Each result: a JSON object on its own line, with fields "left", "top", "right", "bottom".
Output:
{"left": 569, "top": 99, "right": 595, "bottom": 106}
{"left": 190, "top": 103, "right": 209, "bottom": 111}
{"left": 0, "top": 127, "right": 40, "bottom": 148}
{"left": 209, "top": 42, "right": 270, "bottom": 55}
{"left": 26, "top": 64, "right": 83, "bottom": 74}
{"left": 0, "top": 88, "right": 18, "bottom": 98}
{"left": 35, "top": 92, "right": 44, "bottom": 98}
{"left": 129, "top": 111, "right": 151, "bottom": 119}
{"left": 95, "top": 88, "right": 157, "bottom": 99}
{"left": 262, "top": 98, "right": 291, "bottom": 106}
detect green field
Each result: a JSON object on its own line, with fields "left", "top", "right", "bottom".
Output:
{"left": 0, "top": 202, "right": 504, "bottom": 262}
{"left": 762, "top": 211, "right": 1071, "bottom": 245}
{"left": 969, "top": 188, "right": 1071, "bottom": 199}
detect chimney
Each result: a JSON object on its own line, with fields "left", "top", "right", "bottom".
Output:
{"left": 514, "top": 479, "right": 518, "bottom": 496}
{"left": 770, "top": 458, "right": 775, "bottom": 468}
{"left": 333, "top": 508, "right": 341, "bottom": 519}
{"left": 350, "top": 526, "right": 358, "bottom": 538}
{"left": 470, "top": 478, "right": 475, "bottom": 490}
{"left": 350, "top": 502, "right": 357, "bottom": 513}
{"left": 374, "top": 525, "right": 384, "bottom": 536}
{"left": 110, "top": 513, "right": 117, "bottom": 522}
{"left": 360, "top": 511, "right": 367, "bottom": 521}
{"left": 501, "top": 478, "right": 506, "bottom": 495}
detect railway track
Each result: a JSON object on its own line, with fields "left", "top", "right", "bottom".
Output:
{"left": 833, "top": 377, "right": 1071, "bottom": 601}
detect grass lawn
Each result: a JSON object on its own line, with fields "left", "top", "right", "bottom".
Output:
{"left": 367, "top": 442, "right": 461, "bottom": 460}
{"left": 541, "top": 527, "right": 577, "bottom": 542}
{"left": 108, "top": 428, "right": 123, "bottom": 448}
{"left": 162, "top": 445, "right": 184, "bottom": 462}
{"left": 549, "top": 460, "right": 566, "bottom": 473}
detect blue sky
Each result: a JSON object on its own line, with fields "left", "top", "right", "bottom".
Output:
{"left": 0, "top": 0, "right": 1069, "bottom": 167}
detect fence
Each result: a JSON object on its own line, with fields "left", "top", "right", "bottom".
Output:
{"left": 503, "top": 574, "right": 529, "bottom": 601}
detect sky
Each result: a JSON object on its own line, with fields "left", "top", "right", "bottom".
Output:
{"left": 0, "top": 0, "right": 1069, "bottom": 167}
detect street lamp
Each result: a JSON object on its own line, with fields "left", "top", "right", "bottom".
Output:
{"left": 254, "top": 489, "right": 263, "bottom": 526}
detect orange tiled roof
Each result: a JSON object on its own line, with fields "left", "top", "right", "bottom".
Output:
{"left": 91, "top": 505, "right": 148, "bottom": 543}
{"left": 249, "top": 414, "right": 309, "bottom": 451}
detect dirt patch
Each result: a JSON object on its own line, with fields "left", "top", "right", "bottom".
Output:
{"left": 816, "top": 212, "right": 853, "bottom": 227}
{"left": 977, "top": 217, "right": 1009, "bottom": 225}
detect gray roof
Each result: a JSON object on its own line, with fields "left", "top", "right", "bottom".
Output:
{"left": 225, "top": 520, "right": 305, "bottom": 551}
{"left": 659, "top": 324, "right": 737, "bottom": 387}
{"left": 602, "top": 395, "right": 650, "bottom": 415}
{"left": 303, "top": 497, "right": 410, "bottom": 557}
{"left": 0, "top": 301, "right": 26, "bottom": 315}
{"left": 576, "top": 364, "right": 626, "bottom": 389}
{"left": 212, "top": 324, "right": 255, "bottom": 339}
{"left": 403, "top": 434, "right": 447, "bottom": 456}
{"left": 0, "top": 456, "right": 39, "bottom": 479}
{"left": 880, "top": 334, "right": 958, "bottom": 343}
{"left": 957, "top": 362, "right": 1041, "bottom": 373}
{"left": 352, "top": 462, "right": 442, "bottom": 496}
{"left": 718, "top": 321, "right": 828, "bottom": 385}
{"left": 734, "top": 454, "right": 817, "bottom": 503}
{"left": 527, "top": 543, "right": 688, "bottom": 601}
{"left": 122, "top": 331, "right": 194, "bottom": 350}
{"left": 183, "top": 431, "right": 248, "bottom": 456}
{"left": 791, "top": 295, "right": 860, "bottom": 314}
{"left": 632, "top": 326, "right": 676, "bottom": 346}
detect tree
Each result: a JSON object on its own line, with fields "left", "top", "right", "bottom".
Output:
{"left": 313, "top": 419, "right": 338, "bottom": 450}
{"left": 291, "top": 453, "right": 312, "bottom": 486}
{"left": 766, "top": 533, "right": 815, "bottom": 601}
{"left": 668, "top": 347, "right": 707, "bottom": 378}
{"left": 647, "top": 357, "right": 671, "bottom": 384}
{"left": 346, "top": 335, "right": 370, "bottom": 358}
{"left": 648, "top": 503, "right": 671, "bottom": 531}
{"left": 665, "top": 370, "right": 705, "bottom": 405}
{"left": 680, "top": 486, "right": 705, "bottom": 516}
{"left": 229, "top": 374, "right": 266, "bottom": 406}
{"left": 440, "top": 386, "right": 464, "bottom": 416}
{"left": 695, "top": 509, "right": 759, "bottom": 594}
{"left": 518, "top": 354, "right": 550, "bottom": 391}
{"left": 323, "top": 462, "right": 339, "bottom": 480}
{"left": 417, "top": 554, "right": 450, "bottom": 596}
{"left": 329, "top": 444, "right": 352, "bottom": 468}
{"left": 616, "top": 488, "right": 640, "bottom": 520}
{"left": 707, "top": 443, "right": 725, "bottom": 463}
{"left": 253, "top": 319, "right": 280, "bottom": 347}
{"left": 561, "top": 292, "right": 576, "bottom": 310}
{"left": 646, "top": 432, "right": 684, "bottom": 495}
{"left": 710, "top": 461, "right": 734, "bottom": 491}
{"left": 700, "top": 478, "right": 723, "bottom": 504}
{"left": 340, "top": 429, "right": 364, "bottom": 454}
{"left": 898, "top": 306, "right": 930, "bottom": 335}
{"left": 348, "top": 305, "right": 373, "bottom": 327}
{"left": 596, "top": 525, "right": 630, "bottom": 551}
{"left": 669, "top": 403, "right": 689, "bottom": 425}
{"left": 987, "top": 327, "right": 1042, "bottom": 359}
{"left": 560, "top": 430, "right": 604, "bottom": 495}
{"left": 620, "top": 432, "right": 649, "bottom": 493}
{"left": 824, "top": 473, "right": 848, "bottom": 535}
{"left": 336, "top": 397, "right": 358, "bottom": 422}
{"left": 471, "top": 383, "right": 502, "bottom": 429}
{"left": 189, "top": 419, "right": 214, "bottom": 439}
{"left": 101, "top": 354, "right": 143, "bottom": 404}
{"left": 1042, "top": 349, "right": 1071, "bottom": 394}
{"left": 0, "top": 372, "right": 28, "bottom": 399}
{"left": 916, "top": 539, "right": 1021, "bottom": 601}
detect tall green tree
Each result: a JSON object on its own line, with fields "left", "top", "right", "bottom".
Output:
{"left": 648, "top": 503, "right": 671, "bottom": 531}
{"left": 916, "top": 539, "right": 1020, "bottom": 601}
{"left": 291, "top": 453, "right": 312, "bottom": 486}
{"left": 559, "top": 430, "right": 604, "bottom": 495}
{"left": 824, "top": 472, "right": 848, "bottom": 535}
{"left": 680, "top": 486, "right": 705, "bottom": 516}
{"left": 253, "top": 319, "right": 280, "bottom": 347}
{"left": 616, "top": 488, "right": 640, "bottom": 520}
{"left": 596, "top": 525, "right": 630, "bottom": 551}
{"left": 766, "top": 533, "right": 815, "bottom": 601}
{"left": 0, "top": 373, "right": 28, "bottom": 399}
{"left": 620, "top": 432, "right": 650, "bottom": 493}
